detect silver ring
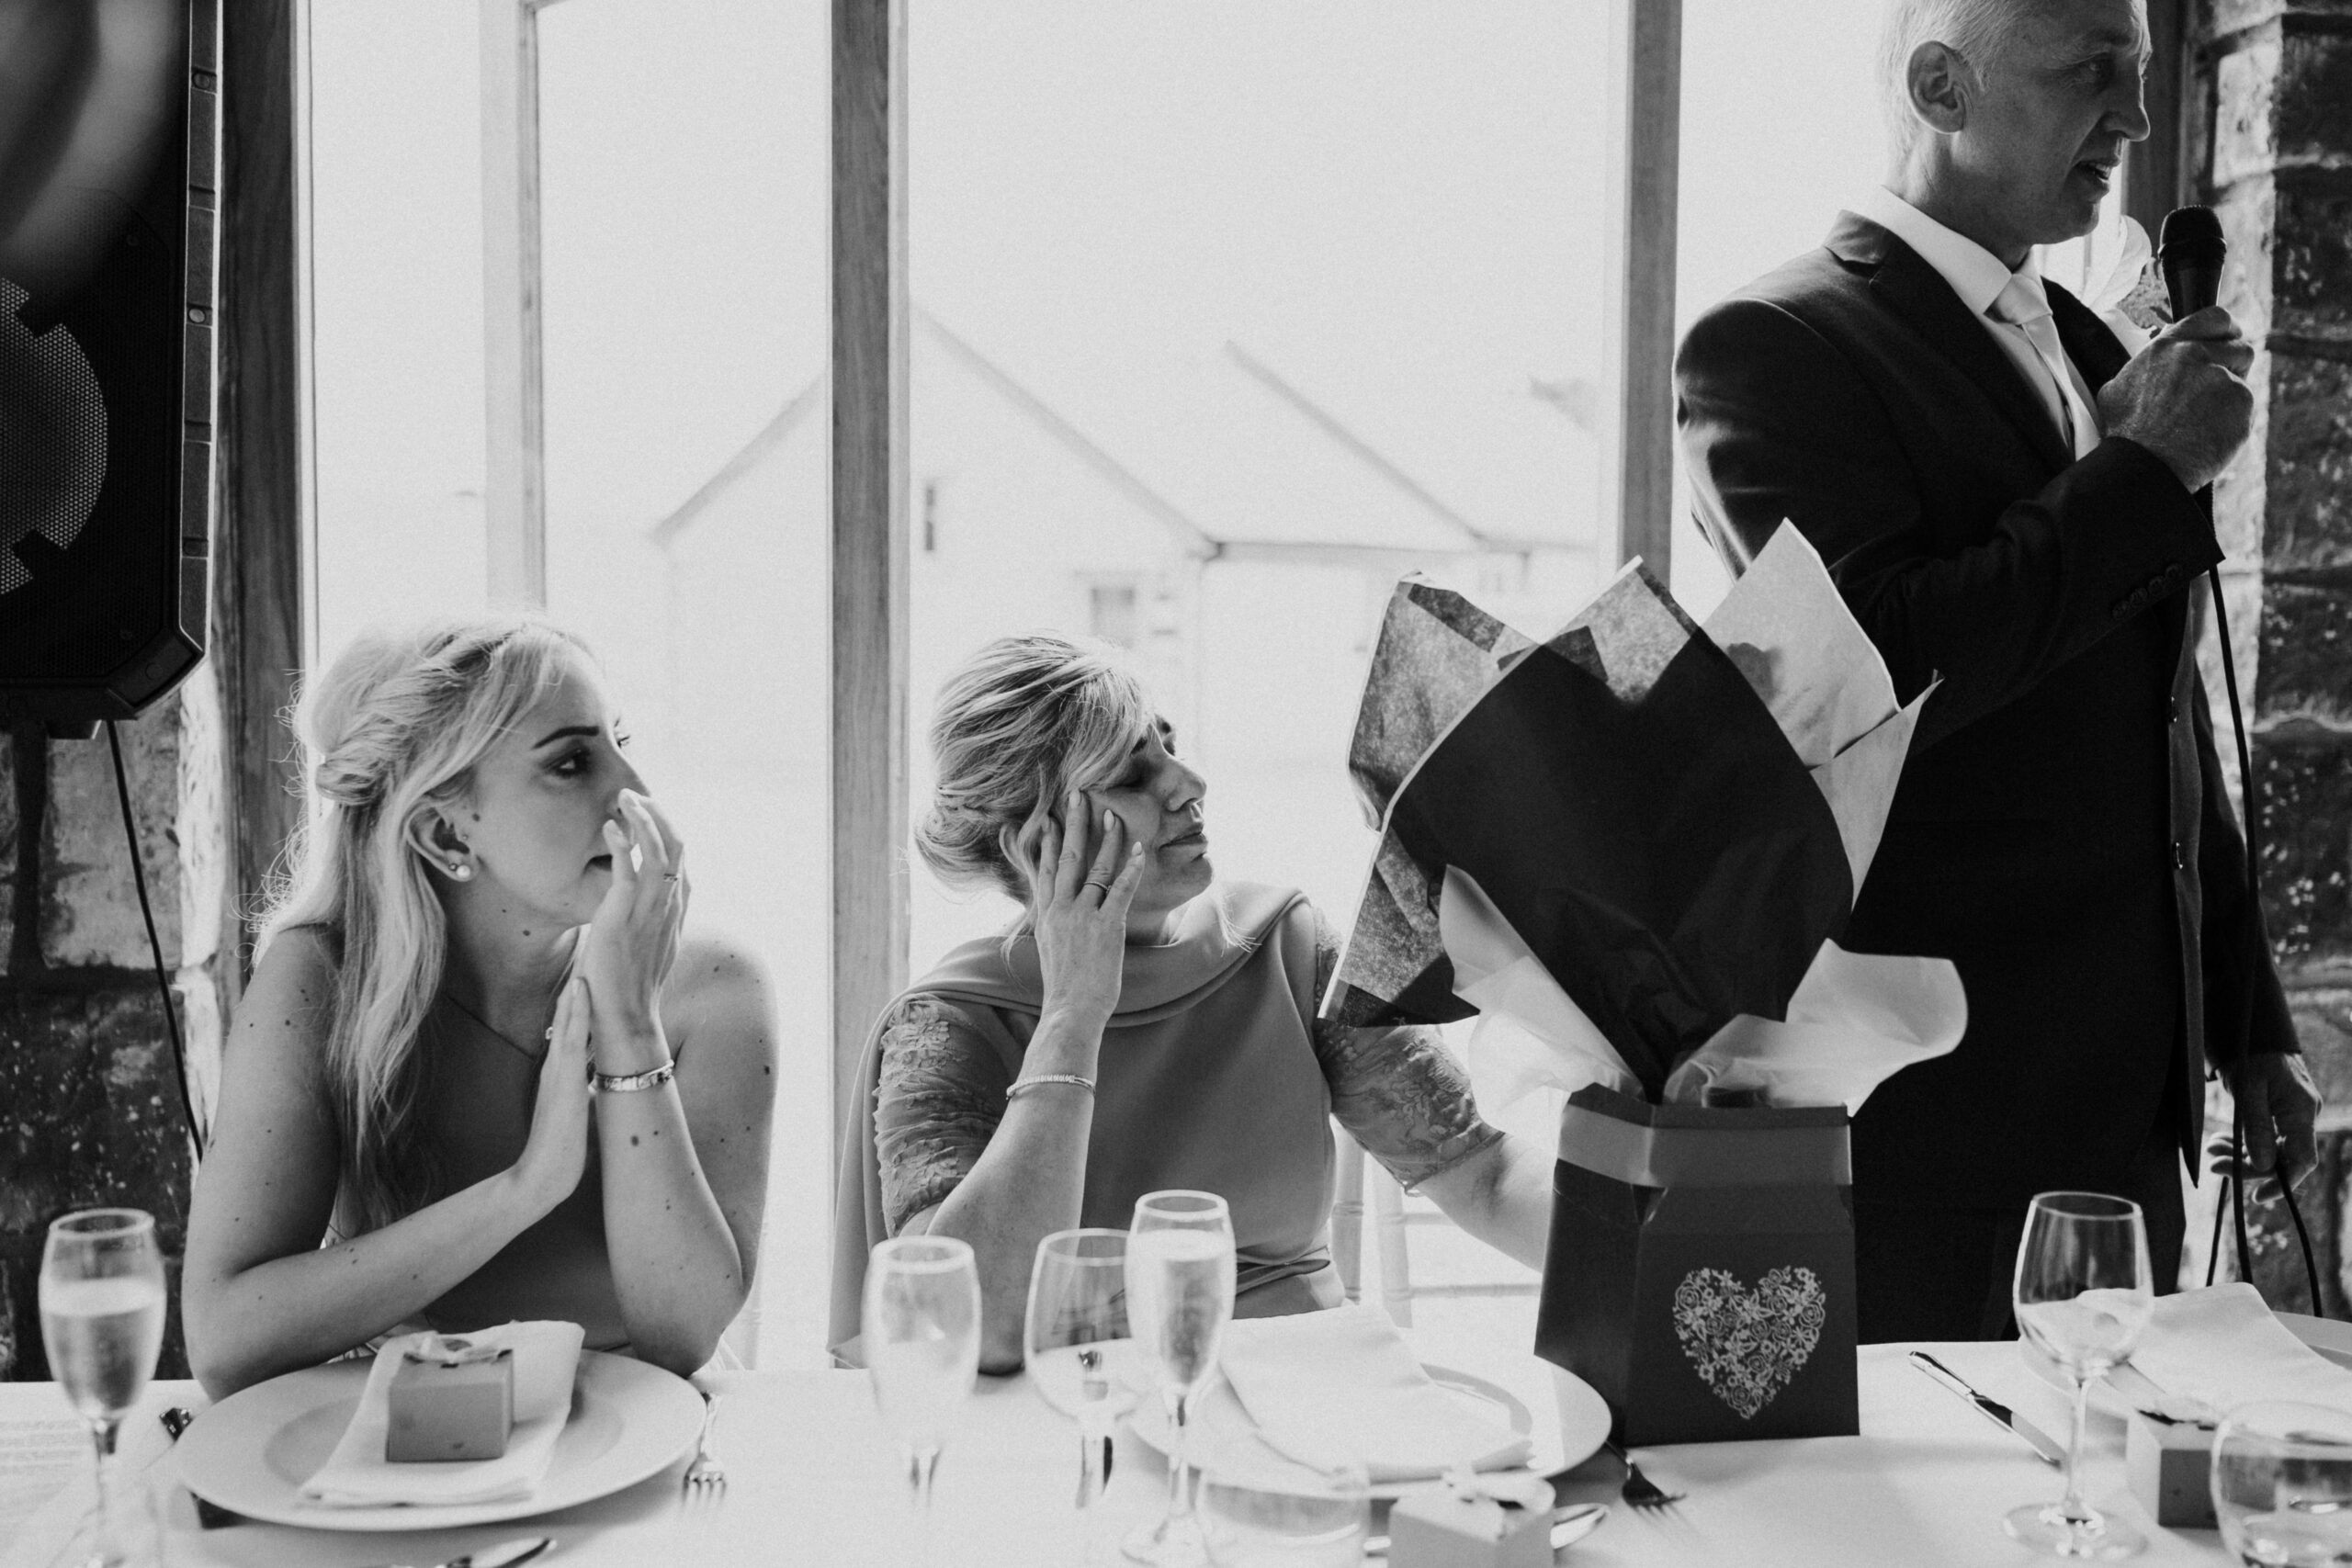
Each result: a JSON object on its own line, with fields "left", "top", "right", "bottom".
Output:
{"left": 662, "top": 873, "right": 682, "bottom": 882}
{"left": 1082, "top": 880, "right": 1112, "bottom": 895}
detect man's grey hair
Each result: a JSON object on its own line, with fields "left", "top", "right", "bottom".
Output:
{"left": 1878, "top": 0, "right": 2021, "bottom": 163}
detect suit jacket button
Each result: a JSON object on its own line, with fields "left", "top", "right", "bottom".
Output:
{"left": 2170, "top": 698, "right": 2182, "bottom": 723}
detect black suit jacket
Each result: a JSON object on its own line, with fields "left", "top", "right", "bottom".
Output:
{"left": 1675, "top": 211, "right": 2297, "bottom": 1209}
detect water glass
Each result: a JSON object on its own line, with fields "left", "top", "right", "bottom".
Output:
{"left": 2213, "top": 1401, "right": 2352, "bottom": 1566}
{"left": 1027, "top": 1229, "right": 1145, "bottom": 1559}
{"left": 1125, "top": 1190, "right": 1238, "bottom": 1567}
{"left": 2005, "top": 1190, "right": 2154, "bottom": 1561}
{"left": 1200, "top": 1461, "right": 1369, "bottom": 1567}
{"left": 40, "top": 1208, "right": 165, "bottom": 1568}
{"left": 865, "top": 1235, "right": 983, "bottom": 1566}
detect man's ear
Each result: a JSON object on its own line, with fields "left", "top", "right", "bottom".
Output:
{"left": 404, "top": 805, "right": 473, "bottom": 882}
{"left": 1907, "top": 40, "right": 1973, "bottom": 135}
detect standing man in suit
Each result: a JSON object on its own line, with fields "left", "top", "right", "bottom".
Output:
{"left": 1676, "top": 0, "right": 2319, "bottom": 1340}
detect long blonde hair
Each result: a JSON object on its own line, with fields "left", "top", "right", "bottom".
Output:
{"left": 257, "top": 615, "right": 590, "bottom": 1233}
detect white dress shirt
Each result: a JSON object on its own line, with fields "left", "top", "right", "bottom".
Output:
{"left": 1851, "top": 186, "right": 2104, "bottom": 457}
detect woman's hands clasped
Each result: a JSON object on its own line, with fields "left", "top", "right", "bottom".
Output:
{"left": 577, "top": 788, "right": 687, "bottom": 1065}
{"left": 1009, "top": 791, "right": 1147, "bottom": 1030}
{"left": 515, "top": 975, "right": 594, "bottom": 1212}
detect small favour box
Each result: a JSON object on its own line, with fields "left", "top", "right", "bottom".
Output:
{"left": 1386, "top": 1474, "right": 1555, "bottom": 1568}
{"left": 1536, "top": 1085, "right": 1860, "bottom": 1445}
{"left": 2126, "top": 1409, "right": 2217, "bottom": 1529}
{"left": 385, "top": 1336, "right": 514, "bottom": 1463}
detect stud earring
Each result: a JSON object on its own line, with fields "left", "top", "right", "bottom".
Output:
{"left": 447, "top": 861, "right": 472, "bottom": 881}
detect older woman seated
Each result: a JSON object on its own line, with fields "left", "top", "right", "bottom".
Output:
{"left": 184, "top": 617, "right": 778, "bottom": 1396}
{"left": 831, "top": 633, "right": 1555, "bottom": 1369}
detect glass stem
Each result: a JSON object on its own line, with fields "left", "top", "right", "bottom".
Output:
{"left": 2060, "top": 1371, "right": 2094, "bottom": 1527}
{"left": 1164, "top": 1389, "right": 1195, "bottom": 1529}
{"left": 1077, "top": 1421, "right": 1109, "bottom": 1562}
{"left": 907, "top": 1443, "right": 941, "bottom": 1567}
{"left": 88, "top": 1416, "right": 125, "bottom": 1560}
{"left": 1077, "top": 1422, "right": 1106, "bottom": 1511}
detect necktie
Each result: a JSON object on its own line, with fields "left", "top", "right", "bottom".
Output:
{"left": 1989, "top": 271, "right": 2100, "bottom": 457}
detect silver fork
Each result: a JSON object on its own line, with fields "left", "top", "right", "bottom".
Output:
{"left": 1602, "top": 1439, "right": 1684, "bottom": 1510}
{"left": 682, "top": 1392, "right": 725, "bottom": 1505}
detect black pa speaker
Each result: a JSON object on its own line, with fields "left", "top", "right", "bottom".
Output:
{"left": 0, "top": 0, "right": 220, "bottom": 727}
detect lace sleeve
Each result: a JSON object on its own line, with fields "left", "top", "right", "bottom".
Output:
{"left": 1308, "top": 911, "right": 1503, "bottom": 1190}
{"left": 874, "top": 995, "right": 1010, "bottom": 1235}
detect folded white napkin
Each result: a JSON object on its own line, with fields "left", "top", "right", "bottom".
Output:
{"left": 1216, "top": 1305, "right": 1532, "bottom": 1483}
{"left": 301, "top": 1322, "right": 585, "bottom": 1508}
{"left": 2126, "top": 1284, "right": 2352, "bottom": 1419}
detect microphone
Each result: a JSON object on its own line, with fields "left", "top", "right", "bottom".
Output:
{"left": 2158, "top": 205, "right": 2226, "bottom": 321}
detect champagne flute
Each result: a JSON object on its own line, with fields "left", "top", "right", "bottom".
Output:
{"left": 865, "top": 1235, "right": 982, "bottom": 1566}
{"left": 1027, "top": 1229, "right": 1145, "bottom": 1562}
{"left": 2006, "top": 1190, "right": 2154, "bottom": 1561}
{"left": 40, "top": 1209, "right": 166, "bottom": 1568}
{"left": 1124, "top": 1190, "right": 1237, "bottom": 1567}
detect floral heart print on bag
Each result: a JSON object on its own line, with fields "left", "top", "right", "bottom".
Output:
{"left": 1671, "top": 1265, "right": 1827, "bottom": 1420}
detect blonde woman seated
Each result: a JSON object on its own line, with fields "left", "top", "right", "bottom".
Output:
{"left": 831, "top": 634, "right": 1555, "bottom": 1370}
{"left": 183, "top": 617, "right": 777, "bottom": 1397}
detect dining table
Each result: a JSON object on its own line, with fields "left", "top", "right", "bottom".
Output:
{"left": 2, "top": 1321, "right": 2317, "bottom": 1568}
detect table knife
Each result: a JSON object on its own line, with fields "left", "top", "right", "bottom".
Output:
{"left": 1906, "top": 1351, "right": 2065, "bottom": 1466}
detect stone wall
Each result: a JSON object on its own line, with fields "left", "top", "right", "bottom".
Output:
{"left": 0, "top": 679, "right": 230, "bottom": 1381}
{"left": 2195, "top": 0, "right": 2352, "bottom": 1314}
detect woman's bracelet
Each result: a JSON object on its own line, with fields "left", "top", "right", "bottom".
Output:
{"left": 1005, "top": 1072, "right": 1095, "bottom": 1101}
{"left": 589, "top": 1060, "right": 676, "bottom": 1093}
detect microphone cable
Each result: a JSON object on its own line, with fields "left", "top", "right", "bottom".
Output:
{"left": 2204, "top": 575, "right": 2323, "bottom": 1312}
{"left": 2160, "top": 204, "right": 2321, "bottom": 1312}
{"left": 106, "top": 719, "right": 205, "bottom": 1161}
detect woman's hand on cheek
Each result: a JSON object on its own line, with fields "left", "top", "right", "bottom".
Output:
{"left": 1021, "top": 792, "right": 1146, "bottom": 1032}
{"left": 577, "top": 789, "right": 685, "bottom": 1058}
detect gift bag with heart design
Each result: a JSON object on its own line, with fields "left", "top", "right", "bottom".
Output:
{"left": 1534, "top": 1085, "right": 1859, "bottom": 1445}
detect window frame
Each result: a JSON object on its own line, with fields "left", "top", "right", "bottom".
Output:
{"left": 298, "top": 0, "right": 2196, "bottom": 1192}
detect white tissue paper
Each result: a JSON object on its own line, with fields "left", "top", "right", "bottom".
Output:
{"left": 1441, "top": 867, "right": 1640, "bottom": 1109}
{"left": 1659, "top": 940, "right": 1965, "bottom": 1111}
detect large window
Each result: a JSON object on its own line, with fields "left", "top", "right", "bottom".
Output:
{"left": 303, "top": 0, "right": 2047, "bottom": 1364}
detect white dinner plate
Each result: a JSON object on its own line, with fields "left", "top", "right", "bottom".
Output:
{"left": 175, "top": 1350, "right": 705, "bottom": 1531}
{"left": 1126, "top": 1362, "right": 1610, "bottom": 1500}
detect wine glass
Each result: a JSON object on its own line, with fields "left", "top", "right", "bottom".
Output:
{"left": 1124, "top": 1190, "right": 1238, "bottom": 1567}
{"left": 865, "top": 1235, "right": 983, "bottom": 1566}
{"left": 1199, "top": 1459, "right": 1370, "bottom": 1567}
{"left": 2006, "top": 1190, "right": 2154, "bottom": 1560}
{"left": 2212, "top": 1401, "right": 2352, "bottom": 1566}
{"left": 40, "top": 1209, "right": 165, "bottom": 1568}
{"left": 1027, "top": 1229, "right": 1146, "bottom": 1562}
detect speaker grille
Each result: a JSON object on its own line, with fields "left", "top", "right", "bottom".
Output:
{"left": 0, "top": 276, "right": 109, "bottom": 598}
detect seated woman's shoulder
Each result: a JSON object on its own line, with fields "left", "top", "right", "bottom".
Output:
{"left": 241, "top": 924, "right": 342, "bottom": 1024}
{"left": 1216, "top": 880, "right": 1314, "bottom": 924}
{"left": 662, "top": 930, "right": 779, "bottom": 1058}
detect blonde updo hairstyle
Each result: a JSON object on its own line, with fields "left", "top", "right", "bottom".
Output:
{"left": 257, "top": 615, "right": 593, "bottom": 1234}
{"left": 915, "top": 633, "right": 1157, "bottom": 908}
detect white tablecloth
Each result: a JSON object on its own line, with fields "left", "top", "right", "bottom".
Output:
{"left": 0, "top": 1337, "right": 2250, "bottom": 1567}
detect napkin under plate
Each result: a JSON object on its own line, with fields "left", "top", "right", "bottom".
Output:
{"left": 1216, "top": 1304, "right": 1531, "bottom": 1482}
{"left": 300, "top": 1322, "right": 584, "bottom": 1508}
{"left": 2127, "top": 1283, "right": 2352, "bottom": 1420}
